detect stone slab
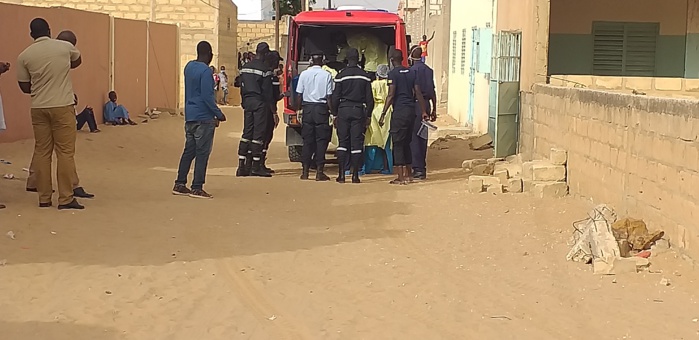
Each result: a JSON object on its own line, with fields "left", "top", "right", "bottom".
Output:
{"left": 470, "top": 175, "right": 501, "bottom": 187}
{"left": 532, "top": 163, "right": 566, "bottom": 182}
{"left": 462, "top": 159, "right": 487, "bottom": 170}
{"left": 468, "top": 177, "right": 484, "bottom": 193}
{"left": 472, "top": 163, "right": 495, "bottom": 176}
{"left": 550, "top": 148, "right": 568, "bottom": 165}
{"left": 531, "top": 181, "right": 569, "bottom": 198}
{"left": 507, "top": 178, "right": 523, "bottom": 193}
{"left": 494, "top": 169, "right": 509, "bottom": 184}
{"left": 487, "top": 184, "right": 504, "bottom": 194}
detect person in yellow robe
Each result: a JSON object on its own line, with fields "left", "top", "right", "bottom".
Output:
{"left": 364, "top": 64, "right": 392, "bottom": 174}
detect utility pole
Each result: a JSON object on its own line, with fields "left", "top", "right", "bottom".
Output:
{"left": 327, "top": 0, "right": 331, "bottom": 9}
{"left": 274, "top": 0, "right": 280, "bottom": 50}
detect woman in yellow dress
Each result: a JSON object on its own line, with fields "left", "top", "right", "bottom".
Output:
{"left": 364, "top": 64, "right": 393, "bottom": 174}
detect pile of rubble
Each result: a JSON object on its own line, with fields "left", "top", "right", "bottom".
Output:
{"left": 566, "top": 204, "right": 668, "bottom": 275}
{"left": 462, "top": 148, "right": 569, "bottom": 198}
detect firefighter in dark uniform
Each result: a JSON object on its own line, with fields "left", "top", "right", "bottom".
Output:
{"left": 262, "top": 50, "right": 284, "bottom": 174}
{"left": 295, "top": 51, "right": 334, "bottom": 181}
{"left": 379, "top": 49, "right": 428, "bottom": 185}
{"left": 331, "top": 48, "right": 374, "bottom": 184}
{"left": 409, "top": 46, "right": 437, "bottom": 180}
{"left": 237, "top": 42, "right": 274, "bottom": 178}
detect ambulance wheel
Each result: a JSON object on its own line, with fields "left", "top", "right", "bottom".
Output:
{"left": 288, "top": 145, "right": 303, "bottom": 162}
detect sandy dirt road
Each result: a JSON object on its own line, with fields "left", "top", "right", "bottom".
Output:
{"left": 1, "top": 107, "right": 699, "bottom": 340}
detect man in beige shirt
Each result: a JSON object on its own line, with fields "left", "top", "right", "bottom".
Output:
{"left": 17, "top": 18, "right": 84, "bottom": 210}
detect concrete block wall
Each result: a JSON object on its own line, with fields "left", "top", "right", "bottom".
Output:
{"left": 237, "top": 20, "right": 288, "bottom": 54}
{"left": 520, "top": 84, "right": 699, "bottom": 258}
{"left": 550, "top": 75, "right": 699, "bottom": 99}
{"left": 2, "top": 0, "right": 238, "bottom": 106}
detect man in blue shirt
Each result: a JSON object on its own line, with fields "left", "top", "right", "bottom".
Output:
{"left": 296, "top": 51, "right": 334, "bottom": 181}
{"left": 379, "top": 49, "right": 428, "bottom": 185}
{"left": 173, "top": 41, "right": 226, "bottom": 199}
{"left": 409, "top": 46, "right": 437, "bottom": 180}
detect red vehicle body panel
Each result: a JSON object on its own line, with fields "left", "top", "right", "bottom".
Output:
{"left": 283, "top": 9, "right": 409, "bottom": 115}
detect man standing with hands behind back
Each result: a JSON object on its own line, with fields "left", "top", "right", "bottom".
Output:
{"left": 172, "top": 41, "right": 226, "bottom": 199}
{"left": 17, "top": 18, "right": 84, "bottom": 210}
{"left": 296, "top": 51, "right": 334, "bottom": 181}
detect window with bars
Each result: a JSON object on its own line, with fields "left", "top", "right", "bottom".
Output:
{"left": 461, "top": 28, "right": 467, "bottom": 75}
{"left": 451, "top": 30, "right": 457, "bottom": 74}
{"left": 592, "top": 21, "right": 659, "bottom": 77}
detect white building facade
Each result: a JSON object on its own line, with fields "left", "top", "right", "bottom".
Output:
{"left": 233, "top": 0, "right": 274, "bottom": 21}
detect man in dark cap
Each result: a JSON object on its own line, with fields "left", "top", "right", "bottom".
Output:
{"left": 379, "top": 49, "right": 428, "bottom": 185}
{"left": 331, "top": 48, "right": 374, "bottom": 184}
{"left": 262, "top": 50, "right": 284, "bottom": 173}
{"left": 295, "top": 51, "right": 334, "bottom": 181}
{"left": 237, "top": 42, "right": 274, "bottom": 177}
{"left": 409, "top": 45, "right": 437, "bottom": 180}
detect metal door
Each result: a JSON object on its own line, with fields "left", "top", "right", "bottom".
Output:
{"left": 489, "top": 31, "right": 522, "bottom": 158}
{"left": 468, "top": 27, "right": 478, "bottom": 125}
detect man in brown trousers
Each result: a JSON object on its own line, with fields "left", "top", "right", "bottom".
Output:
{"left": 17, "top": 18, "right": 84, "bottom": 210}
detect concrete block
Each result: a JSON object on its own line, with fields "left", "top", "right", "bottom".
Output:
{"left": 505, "top": 154, "right": 523, "bottom": 164}
{"left": 487, "top": 184, "right": 504, "bottom": 194}
{"left": 494, "top": 169, "right": 509, "bottom": 184}
{"left": 549, "top": 148, "right": 568, "bottom": 165}
{"left": 625, "top": 77, "right": 653, "bottom": 91}
{"left": 487, "top": 157, "right": 505, "bottom": 165}
{"left": 594, "top": 76, "right": 623, "bottom": 90}
{"left": 654, "top": 78, "right": 683, "bottom": 91}
{"left": 469, "top": 175, "right": 501, "bottom": 188}
{"left": 507, "top": 178, "right": 523, "bottom": 193}
{"left": 523, "top": 179, "right": 535, "bottom": 192}
{"left": 468, "top": 177, "right": 484, "bottom": 194}
{"left": 461, "top": 159, "right": 487, "bottom": 170}
{"left": 472, "top": 163, "right": 495, "bottom": 176}
{"left": 532, "top": 182, "right": 568, "bottom": 198}
{"left": 593, "top": 257, "right": 641, "bottom": 275}
{"left": 686, "top": 79, "right": 699, "bottom": 92}
{"left": 531, "top": 163, "right": 566, "bottom": 182}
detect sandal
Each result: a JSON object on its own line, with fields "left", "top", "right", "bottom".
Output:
{"left": 389, "top": 178, "right": 402, "bottom": 185}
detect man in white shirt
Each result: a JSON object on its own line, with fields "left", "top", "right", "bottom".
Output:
{"left": 295, "top": 51, "right": 333, "bottom": 181}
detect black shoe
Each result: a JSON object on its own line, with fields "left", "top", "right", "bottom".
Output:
{"left": 352, "top": 173, "right": 361, "bottom": 184}
{"left": 236, "top": 159, "right": 250, "bottom": 177}
{"left": 189, "top": 189, "right": 213, "bottom": 199}
{"left": 300, "top": 165, "right": 310, "bottom": 180}
{"left": 413, "top": 172, "right": 427, "bottom": 180}
{"left": 172, "top": 184, "right": 191, "bottom": 196}
{"left": 73, "top": 187, "right": 95, "bottom": 199}
{"left": 251, "top": 161, "right": 272, "bottom": 178}
{"left": 58, "top": 199, "right": 84, "bottom": 210}
{"left": 39, "top": 202, "right": 52, "bottom": 208}
{"left": 336, "top": 174, "right": 346, "bottom": 183}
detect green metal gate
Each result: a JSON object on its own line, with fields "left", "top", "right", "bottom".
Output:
{"left": 488, "top": 30, "right": 522, "bottom": 158}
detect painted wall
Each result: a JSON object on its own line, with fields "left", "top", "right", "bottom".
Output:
{"left": 496, "top": 0, "right": 549, "bottom": 90}
{"left": 548, "top": 0, "right": 688, "bottom": 77}
{"left": 447, "top": 0, "right": 493, "bottom": 132}
{"left": 0, "top": 3, "right": 177, "bottom": 143}
{"left": 686, "top": 0, "right": 699, "bottom": 78}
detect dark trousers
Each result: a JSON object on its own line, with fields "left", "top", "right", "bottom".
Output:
{"left": 263, "top": 109, "right": 275, "bottom": 153}
{"left": 411, "top": 102, "right": 430, "bottom": 173}
{"left": 301, "top": 103, "right": 331, "bottom": 168}
{"left": 76, "top": 108, "right": 98, "bottom": 132}
{"left": 336, "top": 105, "right": 366, "bottom": 172}
{"left": 238, "top": 106, "right": 269, "bottom": 161}
{"left": 175, "top": 120, "right": 216, "bottom": 190}
{"left": 390, "top": 106, "right": 416, "bottom": 166}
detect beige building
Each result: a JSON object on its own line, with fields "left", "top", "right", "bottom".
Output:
{"left": 1, "top": 0, "right": 238, "bottom": 105}
{"left": 488, "top": 0, "right": 699, "bottom": 259}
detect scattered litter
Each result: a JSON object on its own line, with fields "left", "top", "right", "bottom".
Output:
{"left": 6, "top": 231, "right": 15, "bottom": 240}
{"left": 22, "top": 168, "right": 29, "bottom": 172}
{"left": 0, "top": 160, "right": 11, "bottom": 165}
{"left": 659, "top": 278, "right": 671, "bottom": 286}
{"left": 489, "top": 315, "right": 512, "bottom": 321}
{"left": 2, "top": 173, "right": 15, "bottom": 180}
{"left": 693, "top": 318, "right": 698, "bottom": 323}
{"left": 105, "top": 290, "right": 113, "bottom": 295}
{"left": 0, "top": 259, "right": 7, "bottom": 266}
{"left": 268, "top": 315, "right": 277, "bottom": 321}
{"left": 653, "top": 299, "right": 663, "bottom": 303}
{"left": 50, "top": 231, "right": 57, "bottom": 235}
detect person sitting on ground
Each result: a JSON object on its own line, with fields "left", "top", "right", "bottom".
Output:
{"left": 73, "top": 94, "right": 100, "bottom": 133}
{"left": 104, "top": 91, "right": 137, "bottom": 125}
